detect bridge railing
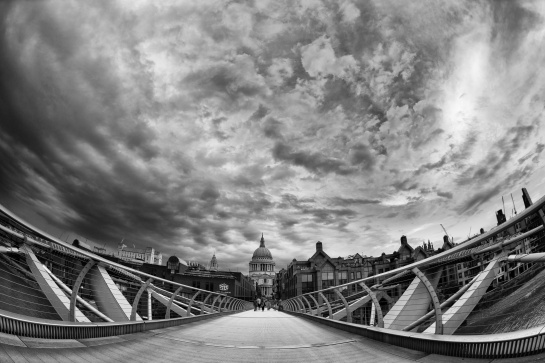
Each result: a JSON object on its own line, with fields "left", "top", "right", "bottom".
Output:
{"left": 0, "top": 203, "right": 253, "bottom": 339}
{"left": 282, "top": 194, "right": 545, "bottom": 358}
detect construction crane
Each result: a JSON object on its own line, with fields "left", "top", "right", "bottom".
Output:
{"left": 440, "top": 224, "right": 454, "bottom": 243}
{"left": 511, "top": 193, "right": 517, "bottom": 216}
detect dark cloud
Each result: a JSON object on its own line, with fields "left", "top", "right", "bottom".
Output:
{"left": 330, "top": 197, "right": 381, "bottom": 206}
{"left": 520, "top": 142, "right": 545, "bottom": 164}
{"left": 437, "top": 191, "right": 453, "bottom": 199}
{"left": 382, "top": 212, "right": 399, "bottom": 219}
{"left": 416, "top": 156, "right": 447, "bottom": 174}
{"left": 456, "top": 185, "right": 502, "bottom": 215}
{"left": 200, "top": 184, "right": 221, "bottom": 202}
{"left": 392, "top": 178, "right": 418, "bottom": 191}
{"left": 184, "top": 58, "right": 266, "bottom": 105}
{"left": 248, "top": 104, "right": 270, "bottom": 122}
{"left": 490, "top": 1, "right": 543, "bottom": 62}
{"left": 457, "top": 124, "right": 536, "bottom": 186}
{"left": 301, "top": 207, "right": 357, "bottom": 225}
{"left": 262, "top": 117, "right": 284, "bottom": 139}
{"left": 272, "top": 142, "right": 355, "bottom": 175}
{"left": 278, "top": 193, "right": 315, "bottom": 210}
{"left": 349, "top": 143, "right": 375, "bottom": 170}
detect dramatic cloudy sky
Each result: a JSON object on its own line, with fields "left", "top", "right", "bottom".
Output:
{"left": 1, "top": 0, "right": 545, "bottom": 272}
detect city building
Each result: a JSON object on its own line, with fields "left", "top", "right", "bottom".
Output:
{"left": 116, "top": 242, "right": 162, "bottom": 266}
{"left": 249, "top": 234, "right": 275, "bottom": 298}
{"left": 145, "top": 247, "right": 162, "bottom": 265}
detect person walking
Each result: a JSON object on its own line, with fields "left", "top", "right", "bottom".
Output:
{"left": 255, "top": 297, "right": 261, "bottom": 311}
{"left": 261, "top": 298, "right": 266, "bottom": 311}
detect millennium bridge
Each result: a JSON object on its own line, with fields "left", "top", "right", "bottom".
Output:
{"left": 1, "top": 191, "right": 545, "bottom": 362}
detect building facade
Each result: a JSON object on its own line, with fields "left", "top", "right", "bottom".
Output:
{"left": 249, "top": 234, "right": 275, "bottom": 298}
{"left": 117, "top": 243, "right": 162, "bottom": 266}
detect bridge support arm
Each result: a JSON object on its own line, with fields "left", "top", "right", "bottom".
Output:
{"left": 286, "top": 299, "right": 294, "bottom": 311}
{"left": 333, "top": 288, "right": 351, "bottom": 323}
{"left": 131, "top": 278, "right": 153, "bottom": 321}
{"left": 70, "top": 259, "right": 96, "bottom": 322}
{"left": 307, "top": 294, "right": 320, "bottom": 315}
{"left": 23, "top": 245, "right": 90, "bottom": 322}
{"left": 295, "top": 297, "right": 305, "bottom": 312}
{"left": 317, "top": 292, "right": 333, "bottom": 318}
{"left": 220, "top": 297, "right": 229, "bottom": 312}
{"left": 412, "top": 267, "right": 443, "bottom": 335}
{"left": 201, "top": 293, "right": 213, "bottom": 314}
{"left": 166, "top": 286, "right": 184, "bottom": 319}
{"left": 217, "top": 297, "right": 226, "bottom": 312}
{"left": 211, "top": 295, "right": 221, "bottom": 312}
{"left": 359, "top": 282, "right": 383, "bottom": 328}
{"left": 301, "top": 296, "right": 313, "bottom": 315}
{"left": 227, "top": 298, "right": 236, "bottom": 311}
{"left": 186, "top": 290, "right": 201, "bottom": 317}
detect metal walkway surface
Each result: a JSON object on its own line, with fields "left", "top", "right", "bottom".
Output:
{"left": 1, "top": 310, "right": 544, "bottom": 363}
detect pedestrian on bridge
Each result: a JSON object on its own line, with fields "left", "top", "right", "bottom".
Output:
{"left": 255, "top": 297, "right": 261, "bottom": 311}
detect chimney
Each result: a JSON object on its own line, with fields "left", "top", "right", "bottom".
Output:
{"left": 316, "top": 241, "right": 323, "bottom": 252}
{"left": 400, "top": 235, "right": 408, "bottom": 245}
{"left": 522, "top": 188, "right": 533, "bottom": 209}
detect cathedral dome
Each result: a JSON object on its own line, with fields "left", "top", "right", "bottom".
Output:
{"left": 252, "top": 234, "right": 273, "bottom": 260}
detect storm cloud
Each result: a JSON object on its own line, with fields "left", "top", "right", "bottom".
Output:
{"left": 1, "top": 0, "right": 545, "bottom": 270}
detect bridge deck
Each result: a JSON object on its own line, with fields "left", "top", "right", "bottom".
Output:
{"left": 0, "top": 310, "right": 542, "bottom": 362}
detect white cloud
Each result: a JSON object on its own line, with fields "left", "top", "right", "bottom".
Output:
{"left": 301, "top": 36, "right": 359, "bottom": 79}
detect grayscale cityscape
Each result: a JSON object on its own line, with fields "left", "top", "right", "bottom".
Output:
{"left": 0, "top": 0, "right": 545, "bottom": 362}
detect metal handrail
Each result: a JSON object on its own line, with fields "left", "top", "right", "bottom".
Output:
{"left": 0, "top": 203, "right": 246, "bottom": 306}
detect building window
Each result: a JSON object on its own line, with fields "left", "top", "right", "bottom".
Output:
{"left": 350, "top": 272, "right": 354, "bottom": 280}
{"left": 322, "top": 272, "right": 334, "bottom": 289}
{"left": 339, "top": 271, "right": 348, "bottom": 285}
{"left": 302, "top": 274, "right": 314, "bottom": 293}
{"left": 356, "top": 271, "right": 362, "bottom": 279}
